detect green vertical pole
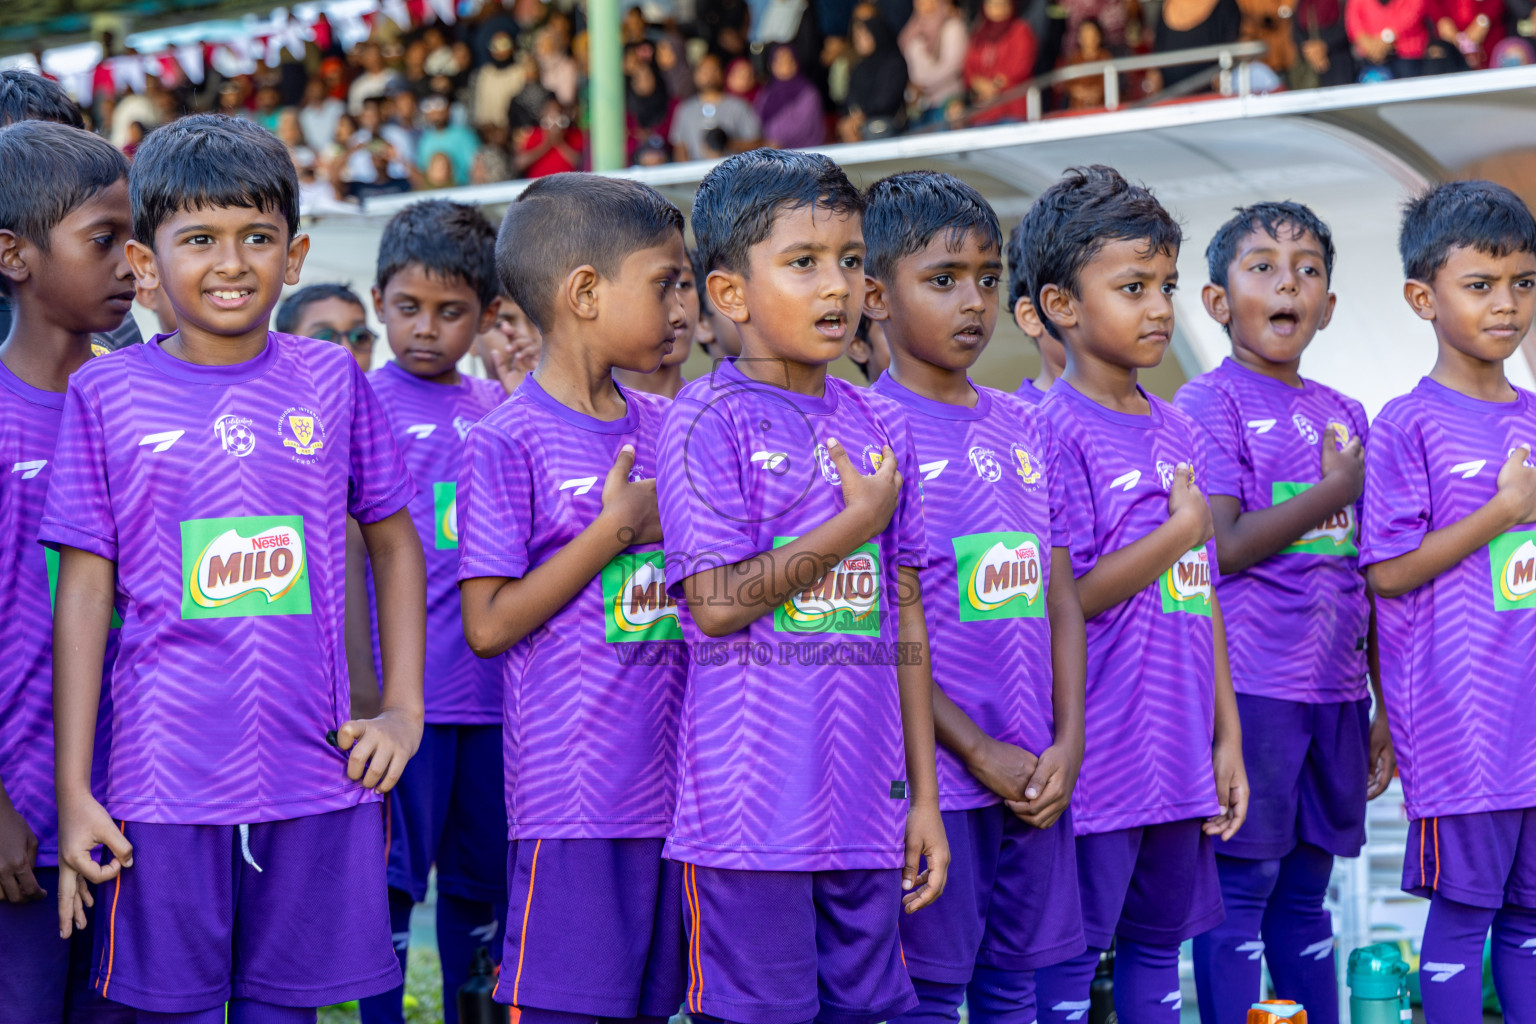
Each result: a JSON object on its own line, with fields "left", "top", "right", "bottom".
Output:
{"left": 588, "top": 0, "right": 624, "bottom": 172}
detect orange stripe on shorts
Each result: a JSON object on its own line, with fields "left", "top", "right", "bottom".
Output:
{"left": 101, "top": 821, "right": 126, "bottom": 997}
{"left": 508, "top": 838, "right": 541, "bottom": 1007}
{"left": 686, "top": 864, "right": 704, "bottom": 1013}
{"left": 1432, "top": 817, "right": 1442, "bottom": 891}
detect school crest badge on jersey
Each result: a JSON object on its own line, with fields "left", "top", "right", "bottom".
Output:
{"left": 1011, "top": 444, "right": 1042, "bottom": 489}
{"left": 279, "top": 407, "right": 326, "bottom": 464}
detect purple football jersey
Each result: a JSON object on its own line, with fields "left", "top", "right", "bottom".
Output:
{"left": 1174, "top": 358, "right": 1371, "bottom": 703}
{"left": 870, "top": 374, "right": 1064, "bottom": 811}
{"left": 38, "top": 333, "right": 413, "bottom": 826}
{"left": 367, "top": 361, "right": 503, "bottom": 723}
{"left": 1360, "top": 377, "right": 1536, "bottom": 820}
{"left": 1039, "top": 380, "right": 1220, "bottom": 836}
{"left": 1014, "top": 379, "right": 1046, "bottom": 406}
{"left": 456, "top": 377, "right": 684, "bottom": 841}
{"left": 656, "top": 358, "right": 927, "bottom": 871}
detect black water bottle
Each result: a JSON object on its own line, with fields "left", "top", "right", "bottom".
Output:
{"left": 1089, "top": 941, "right": 1116, "bottom": 1024}
{"left": 457, "top": 947, "right": 508, "bottom": 1024}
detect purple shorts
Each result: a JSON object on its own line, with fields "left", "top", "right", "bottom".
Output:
{"left": 0, "top": 868, "right": 134, "bottom": 1024}
{"left": 1076, "top": 820, "right": 1224, "bottom": 948}
{"left": 495, "top": 838, "right": 684, "bottom": 1018}
{"left": 1404, "top": 809, "right": 1536, "bottom": 909}
{"left": 899, "top": 805, "right": 1085, "bottom": 983}
{"left": 1221, "top": 694, "right": 1369, "bottom": 860}
{"left": 386, "top": 723, "right": 507, "bottom": 903}
{"left": 89, "top": 804, "right": 399, "bottom": 1012}
{"left": 680, "top": 864, "right": 916, "bottom": 1024}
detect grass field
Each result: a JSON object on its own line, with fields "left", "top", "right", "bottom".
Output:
{"left": 319, "top": 943, "right": 444, "bottom": 1024}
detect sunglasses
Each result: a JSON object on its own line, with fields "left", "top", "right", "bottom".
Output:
{"left": 311, "top": 326, "right": 376, "bottom": 348}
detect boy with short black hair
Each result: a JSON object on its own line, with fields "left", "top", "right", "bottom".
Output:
{"left": 0, "top": 117, "right": 134, "bottom": 1024}
{"left": 656, "top": 147, "right": 948, "bottom": 1024}
{"left": 357, "top": 199, "right": 507, "bottom": 1024}
{"left": 456, "top": 172, "right": 690, "bottom": 1022}
{"left": 1004, "top": 215, "right": 1064, "bottom": 402}
{"left": 862, "top": 169, "right": 1088, "bottom": 1024}
{"left": 692, "top": 245, "right": 739, "bottom": 361}
{"left": 614, "top": 249, "right": 700, "bottom": 399}
{"left": 1021, "top": 166, "right": 1248, "bottom": 1024}
{"left": 1361, "top": 180, "right": 1536, "bottom": 1022}
{"left": 847, "top": 316, "right": 891, "bottom": 383}
{"left": 44, "top": 113, "right": 427, "bottom": 1023}
{"left": 1179, "top": 201, "right": 1393, "bottom": 1024}
{"left": 275, "top": 283, "right": 375, "bottom": 369}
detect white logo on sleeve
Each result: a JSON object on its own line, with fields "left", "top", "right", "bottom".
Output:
{"left": 1450, "top": 460, "right": 1487, "bottom": 479}
{"left": 11, "top": 460, "right": 45, "bottom": 479}
{"left": 1051, "top": 1000, "right": 1090, "bottom": 1021}
{"left": 1237, "top": 940, "right": 1265, "bottom": 961}
{"left": 1161, "top": 991, "right": 1183, "bottom": 1011}
{"left": 751, "top": 450, "right": 788, "bottom": 472}
{"left": 1423, "top": 962, "right": 1466, "bottom": 983}
{"left": 559, "top": 477, "right": 598, "bottom": 496}
{"left": 405, "top": 423, "right": 437, "bottom": 441}
{"left": 1301, "top": 938, "right": 1333, "bottom": 961}
{"left": 1246, "top": 418, "right": 1277, "bottom": 434}
{"left": 919, "top": 459, "right": 949, "bottom": 481}
{"left": 138, "top": 430, "right": 185, "bottom": 453}
{"left": 1110, "top": 469, "right": 1142, "bottom": 492}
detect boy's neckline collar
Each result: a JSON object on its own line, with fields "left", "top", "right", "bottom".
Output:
{"left": 1417, "top": 374, "right": 1530, "bottom": 413}
{"left": 517, "top": 373, "right": 640, "bottom": 434}
{"left": 714, "top": 356, "right": 839, "bottom": 415}
{"left": 380, "top": 358, "right": 470, "bottom": 391}
{"left": 1222, "top": 356, "right": 1308, "bottom": 391}
{"left": 871, "top": 371, "right": 989, "bottom": 420}
{"left": 0, "top": 355, "right": 65, "bottom": 410}
{"left": 144, "top": 331, "right": 279, "bottom": 384}
{"left": 1057, "top": 377, "right": 1163, "bottom": 428}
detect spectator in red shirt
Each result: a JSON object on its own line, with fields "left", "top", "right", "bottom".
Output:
{"left": 512, "top": 97, "right": 583, "bottom": 177}
{"left": 966, "top": 0, "right": 1039, "bottom": 123}
{"left": 1346, "top": 0, "right": 1430, "bottom": 75}
{"left": 1430, "top": 0, "right": 1504, "bottom": 66}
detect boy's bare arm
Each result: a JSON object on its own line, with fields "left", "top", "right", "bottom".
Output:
{"left": 1367, "top": 445, "right": 1536, "bottom": 599}
{"left": 897, "top": 567, "right": 948, "bottom": 914}
{"left": 1076, "top": 464, "right": 1211, "bottom": 619}
{"left": 1204, "top": 592, "right": 1249, "bottom": 841}
{"left": 461, "top": 446, "right": 657, "bottom": 656}
{"left": 1010, "top": 547, "right": 1086, "bottom": 829}
{"left": 933, "top": 684, "right": 1037, "bottom": 802}
{"left": 344, "top": 508, "right": 426, "bottom": 794}
{"left": 683, "top": 439, "right": 898, "bottom": 638}
{"left": 344, "top": 518, "right": 380, "bottom": 720}
{"left": 52, "top": 546, "right": 132, "bottom": 937}
{"left": 1365, "top": 598, "right": 1395, "bottom": 799}
{"left": 1210, "top": 425, "right": 1363, "bottom": 575}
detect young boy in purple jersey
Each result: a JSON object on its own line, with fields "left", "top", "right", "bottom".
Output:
{"left": 43, "top": 114, "right": 428, "bottom": 1024}
{"left": 1179, "top": 202, "right": 1396, "bottom": 1024}
{"left": 655, "top": 147, "right": 949, "bottom": 1024}
{"left": 1360, "top": 180, "right": 1536, "bottom": 1022}
{"left": 357, "top": 200, "right": 508, "bottom": 1024}
{"left": 456, "top": 172, "right": 689, "bottom": 1024}
{"left": 1020, "top": 166, "right": 1250, "bottom": 1024}
{"left": 0, "top": 120, "right": 135, "bottom": 1024}
{"left": 1004, "top": 215, "right": 1064, "bottom": 404}
{"left": 615, "top": 248, "right": 700, "bottom": 400}
{"left": 862, "top": 170, "right": 1089, "bottom": 1024}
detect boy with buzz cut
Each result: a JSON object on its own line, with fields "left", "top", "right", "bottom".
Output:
{"left": 1004, "top": 215, "right": 1065, "bottom": 404}
{"left": 862, "top": 170, "right": 1089, "bottom": 1024}
{"left": 656, "top": 147, "right": 949, "bottom": 1024}
{"left": 1022, "top": 166, "right": 1249, "bottom": 1024}
{"left": 357, "top": 199, "right": 507, "bottom": 1024}
{"left": 0, "top": 119, "right": 135, "bottom": 1024}
{"left": 456, "top": 172, "right": 690, "bottom": 1024}
{"left": 1178, "top": 201, "right": 1395, "bottom": 1024}
{"left": 1361, "top": 180, "right": 1536, "bottom": 1022}
{"left": 614, "top": 246, "right": 700, "bottom": 400}
{"left": 44, "top": 113, "right": 428, "bottom": 1024}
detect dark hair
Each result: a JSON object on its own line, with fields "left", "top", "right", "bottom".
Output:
{"left": 691, "top": 148, "right": 864, "bottom": 277}
{"left": 0, "top": 121, "right": 127, "bottom": 296}
{"left": 0, "top": 69, "right": 84, "bottom": 128}
{"left": 690, "top": 245, "right": 713, "bottom": 315}
{"left": 862, "top": 170, "right": 1001, "bottom": 284}
{"left": 1206, "top": 201, "right": 1335, "bottom": 289}
{"left": 1005, "top": 215, "right": 1034, "bottom": 310}
{"left": 849, "top": 316, "right": 875, "bottom": 380}
{"left": 377, "top": 199, "right": 498, "bottom": 308}
{"left": 1021, "top": 165, "right": 1181, "bottom": 339}
{"left": 495, "top": 172, "right": 683, "bottom": 333}
{"left": 130, "top": 114, "right": 299, "bottom": 247}
{"left": 275, "top": 282, "right": 365, "bottom": 334}
{"left": 1399, "top": 179, "right": 1536, "bottom": 282}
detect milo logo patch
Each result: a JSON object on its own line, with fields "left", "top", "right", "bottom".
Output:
{"left": 1491, "top": 531, "right": 1536, "bottom": 612}
{"left": 1273, "top": 481, "right": 1358, "bottom": 557}
{"left": 600, "top": 551, "right": 682, "bottom": 642}
{"left": 181, "top": 516, "right": 312, "bottom": 619}
{"left": 953, "top": 531, "right": 1045, "bottom": 621}
{"left": 433, "top": 482, "right": 458, "bottom": 550}
{"left": 1161, "top": 547, "right": 1212, "bottom": 616}
{"left": 774, "top": 538, "right": 882, "bottom": 636}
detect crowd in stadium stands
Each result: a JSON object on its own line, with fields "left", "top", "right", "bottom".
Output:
{"left": 62, "top": 0, "right": 1534, "bottom": 208}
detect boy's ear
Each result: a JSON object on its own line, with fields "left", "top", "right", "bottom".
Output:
{"left": 1037, "top": 283, "right": 1077, "bottom": 334}
{"left": 706, "top": 268, "right": 750, "bottom": 325}
{"left": 1403, "top": 278, "right": 1436, "bottom": 321}
{"left": 1317, "top": 291, "right": 1337, "bottom": 332}
{"left": 1201, "top": 282, "right": 1232, "bottom": 327}
{"left": 1012, "top": 296, "right": 1043, "bottom": 340}
{"left": 565, "top": 265, "right": 601, "bottom": 321}
{"left": 284, "top": 232, "right": 310, "bottom": 288}
{"left": 0, "top": 230, "right": 30, "bottom": 287}
{"left": 862, "top": 275, "right": 889, "bottom": 322}
{"left": 125, "top": 239, "right": 160, "bottom": 292}
{"left": 371, "top": 285, "right": 387, "bottom": 320}
{"left": 477, "top": 295, "right": 501, "bottom": 335}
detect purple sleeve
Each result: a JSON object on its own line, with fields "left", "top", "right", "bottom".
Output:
{"left": 1192, "top": 425, "right": 1222, "bottom": 588}
{"left": 1359, "top": 417, "right": 1429, "bottom": 568}
{"left": 456, "top": 421, "right": 534, "bottom": 581}
{"left": 39, "top": 380, "right": 116, "bottom": 560}
{"left": 658, "top": 400, "right": 756, "bottom": 591}
{"left": 1175, "top": 382, "right": 1243, "bottom": 500}
{"left": 1056, "top": 432, "right": 1100, "bottom": 580}
{"left": 894, "top": 415, "right": 926, "bottom": 569}
{"left": 346, "top": 360, "right": 415, "bottom": 523}
{"left": 1043, "top": 418, "right": 1070, "bottom": 550}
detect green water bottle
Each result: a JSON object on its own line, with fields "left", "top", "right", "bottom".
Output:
{"left": 1347, "top": 943, "right": 1410, "bottom": 1024}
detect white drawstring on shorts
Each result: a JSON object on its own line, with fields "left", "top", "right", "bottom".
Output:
{"left": 238, "top": 823, "right": 264, "bottom": 872}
